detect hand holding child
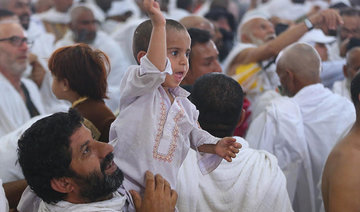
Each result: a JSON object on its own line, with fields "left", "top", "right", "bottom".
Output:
{"left": 215, "top": 137, "right": 241, "bottom": 162}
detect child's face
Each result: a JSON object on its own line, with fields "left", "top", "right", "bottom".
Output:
{"left": 162, "top": 29, "right": 191, "bottom": 89}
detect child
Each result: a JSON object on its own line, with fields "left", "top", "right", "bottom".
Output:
{"left": 49, "top": 43, "right": 115, "bottom": 142}
{"left": 109, "top": 0, "right": 241, "bottom": 206}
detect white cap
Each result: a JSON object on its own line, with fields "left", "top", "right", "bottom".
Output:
{"left": 299, "top": 29, "right": 336, "bottom": 45}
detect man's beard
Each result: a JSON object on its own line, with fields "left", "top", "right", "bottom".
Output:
{"left": 248, "top": 33, "right": 275, "bottom": 46}
{"left": 74, "top": 30, "right": 96, "bottom": 44}
{"left": 19, "top": 14, "right": 30, "bottom": 30}
{"left": 73, "top": 153, "right": 124, "bottom": 202}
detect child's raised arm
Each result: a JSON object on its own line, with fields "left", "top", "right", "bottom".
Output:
{"left": 198, "top": 137, "right": 241, "bottom": 162}
{"left": 143, "top": 0, "right": 166, "bottom": 71}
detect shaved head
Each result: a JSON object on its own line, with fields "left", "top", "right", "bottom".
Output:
{"left": 276, "top": 43, "right": 321, "bottom": 96}
{"left": 278, "top": 43, "right": 321, "bottom": 81}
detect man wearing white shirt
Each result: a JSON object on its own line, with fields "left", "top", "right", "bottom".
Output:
{"left": 55, "top": 5, "right": 129, "bottom": 112}
{"left": 246, "top": 43, "right": 355, "bottom": 212}
{"left": 177, "top": 73, "right": 293, "bottom": 212}
{"left": 333, "top": 47, "right": 360, "bottom": 100}
{"left": 0, "top": 18, "right": 45, "bottom": 137}
{"left": 0, "top": 0, "right": 46, "bottom": 41}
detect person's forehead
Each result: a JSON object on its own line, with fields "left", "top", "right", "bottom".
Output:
{"left": 73, "top": 9, "right": 95, "bottom": 22}
{"left": 192, "top": 40, "right": 217, "bottom": 58}
{"left": 69, "top": 125, "right": 92, "bottom": 153}
{"left": 0, "top": 22, "right": 24, "bottom": 37}
{"left": 167, "top": 29, "right": 190, "bottom": 45}
{"left": 342, "top": 15, "right": 360, "bottom": 27}
{"left": 349, "top": 49, "right": 360, "bottom": 65}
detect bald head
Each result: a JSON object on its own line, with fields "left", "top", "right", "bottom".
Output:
{"left": 276, "top": 43, "right": 321, "bottom": 96}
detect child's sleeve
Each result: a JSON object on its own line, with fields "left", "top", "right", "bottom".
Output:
{"left": 189, "top": 126, "right": 223, "bottom": 175}
{"left": 119, "top": 55, "right": 172, "bottom": 107}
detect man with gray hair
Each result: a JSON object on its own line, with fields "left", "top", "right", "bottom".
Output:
{"left": 333, "top": 47, "right": 360, "bottom": 100}
{"left": 54, "top": 5, "right": 130, "bottom": 112}
{"left": 246, "top": 43, "right": 355, "bottom": 212}
{"left": 222, "top": 9, "right": 342, "bottom": 106}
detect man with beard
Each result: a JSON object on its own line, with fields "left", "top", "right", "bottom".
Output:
{"left": 328, "top": 8, "right": 360, "bottom": 60}
{"left": 246, "top": 43, "right": 355, "bottom": 212}
{"left": 17, "top": 109, "right": 177, "bottom": 212}
{"left": 0, "top": 0, "right": 46, "bottom": 42}
{"left": 223, "top": 9, "right": 342, "bottom": 107}
{"left": 55, "top": 5, "right": 130, "bottom": 112}
{"left": 0, "top": 17, "right": 45, "bottom": 137}
{"left": 333, "top": 47, "right": 360, "bottom": 100}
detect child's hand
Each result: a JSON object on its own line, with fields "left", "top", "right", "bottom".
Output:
{"left": 215, "top": 137, "right": 241, "bottom": 162}
{"left": 143, "top": 0, "right": 165, "bottom": 26}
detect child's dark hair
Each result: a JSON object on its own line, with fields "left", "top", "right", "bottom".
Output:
{"left": 48, "top": 43, "right": 109, "bottom": 100}
{"left": 132, "top": 19, "right": 187, "bottom": 64}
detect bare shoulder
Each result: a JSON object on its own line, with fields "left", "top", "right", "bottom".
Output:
{"left": 322, "top": 131, "right": 360, "bottom": 211}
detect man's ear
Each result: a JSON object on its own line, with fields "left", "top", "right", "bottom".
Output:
{"left": 136, "top": 51, "right": 147, "bottom": 64}
{"left": 236, "top": 109, "right": 246, "bottom": 128}
{"left": 50, "top": 177, "right": 74, "bottom": 194}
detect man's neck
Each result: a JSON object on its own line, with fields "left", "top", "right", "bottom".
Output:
{"left": 0, "top": 69, "right": 23, "bottom": 93}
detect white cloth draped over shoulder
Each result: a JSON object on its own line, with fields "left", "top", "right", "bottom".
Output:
{"left": 55, "top": 30, "right": 130, "bottom": 112}
{"left": 176, "top": 137, "right": 293, "bottom": 212}
{"left": 38, "top": 192, "right": 127, "bottom": 212}
{"left": 246, "top": 83, "right": 356, "bottom": 212}
{"left": 34, "top": 8, "right": 70, "bottom": 24}
{"left": 332, "top": 78, "right": 351, "bottom": 101}
{"left": 0, "top": 179, "right": 9, "bottom": 212}
{"left": 0, "top": 115, "right": 46, "bottom": 183}
{"left": 0, "top": 73, "right": 45, "bottom": 137}
{"left": 109, "top": 56, "right": 222, "bottom": 202}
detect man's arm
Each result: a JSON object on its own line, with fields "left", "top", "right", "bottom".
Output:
{"left": 3, "top": 180, "right": 27, "bottom": 210}
{"left": 229, "top": 9, "right": 342, "bottom": 74}
{"left": 130, "top": 171, "right": 177, "bottom": 212}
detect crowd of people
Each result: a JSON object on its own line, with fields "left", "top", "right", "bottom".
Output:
{"left": 0, "top": 0, "right": 359, "bottom": 211}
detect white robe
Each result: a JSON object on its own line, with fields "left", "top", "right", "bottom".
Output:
{"left": 33, "top": 8, "right": 70, "bottom": 24}
{"left": 109, "top": 56, "right": 222, "bottom": 205}
{"left": 0, "top": 115, "right": 46, "bottom": 183}
{"left": 246, "top": 83, "right": 356, "bottom": 212}
{"left": 332, "top": 78, "right": 351, "bottom": 101}
{"left": 38, "top": 192, "right": 127, "bottom": 212}
{"left": 55, "top": 30, "right": 130, "bottom": 112}
{"left": 176, "top": 137, "right": 293, "bottom": 212}
{"left": 0, "top": 179, "right": 9, "bottom": 212}
{"left": 0, "top": 73, "right": 45, "bottom": 137}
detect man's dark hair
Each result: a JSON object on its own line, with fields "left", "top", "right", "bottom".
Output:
{"left": 0, "top": 8, "right": 15, "bottom": 19}
{"left": 18, "top": 109, "right": 83, "bottom": 204}
{"left": 176, "top": 0, "right": 193, "bottom": 12}
{"left": 191, "top": 73, "right": 244, "bottom": 137}
{"left": 187, "top": 28, "right": 211, "bottom": 68}
{"left": 132, "top": 19, "right": 187, "bottom": 64}
{"left": 351, "top": 72, "right": 360, "bottom": 108}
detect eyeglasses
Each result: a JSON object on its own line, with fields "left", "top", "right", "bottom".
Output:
{"left": 0, "top": 36, "right": 32, "bottom": 47}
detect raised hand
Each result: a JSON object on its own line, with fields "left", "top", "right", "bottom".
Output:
{"left": 143, "top": 0, "right": 165, "bottom": 26}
